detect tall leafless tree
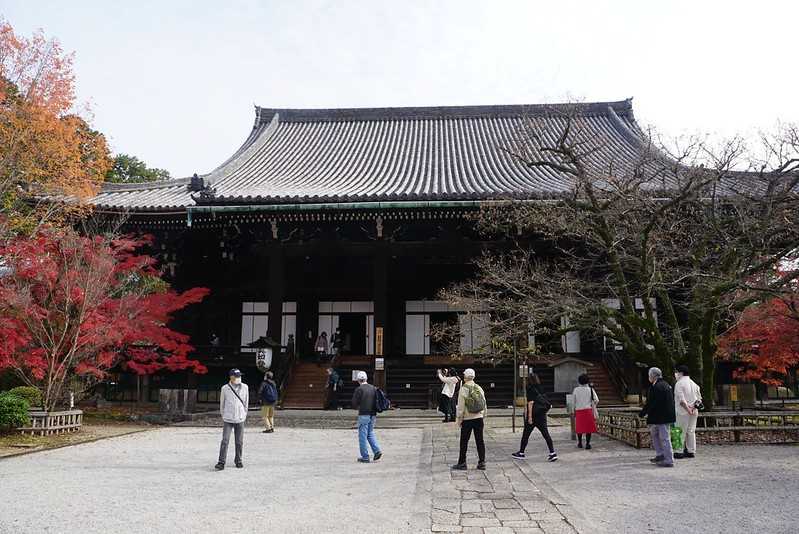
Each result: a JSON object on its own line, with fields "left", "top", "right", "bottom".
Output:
{"left": 439, "top": 108, "right": 799, "bottom": 406}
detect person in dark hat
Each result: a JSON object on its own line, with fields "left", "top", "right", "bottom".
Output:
{"left": 215, "top": 368, "right": 249, "bottom": 470}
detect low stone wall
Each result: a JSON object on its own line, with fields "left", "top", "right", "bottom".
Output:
{"left": 597, "top": 408, "right": 799, "bottom": 448}
{"left": 18, "top": 410, "right": 84, "bottom": 436}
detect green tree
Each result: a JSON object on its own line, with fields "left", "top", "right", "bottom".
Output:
{"left": 105, "top": 154, "right": 170, "bottom": 183}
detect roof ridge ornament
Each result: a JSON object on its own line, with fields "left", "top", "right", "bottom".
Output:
{"left": 187, "top": 173, "right": 217, "bottom": 202}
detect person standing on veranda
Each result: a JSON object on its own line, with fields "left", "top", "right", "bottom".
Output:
{"left": 673, "top": 364, "right": 702, "bottom": 459}
{"left": 215, "top": 368, "right": 248, "bottom": 470}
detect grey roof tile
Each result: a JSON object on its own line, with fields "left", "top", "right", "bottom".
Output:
{"left": 91, "top": 99, "right": 653, "bottom": 211}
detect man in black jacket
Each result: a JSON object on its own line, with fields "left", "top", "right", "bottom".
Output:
{"left": 639, "top": 367, "right": 676, "bottom": 467}
{"left": 352, "top": 371, "right": 382, "bottom": 463}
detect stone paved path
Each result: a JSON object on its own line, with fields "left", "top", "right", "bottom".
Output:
{"left": 416, "top": 424, "right": 588, "bottom": 534}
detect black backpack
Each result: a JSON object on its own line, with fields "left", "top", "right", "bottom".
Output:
{"left": 375, "top": 388, "right": 391, "bottom": 413}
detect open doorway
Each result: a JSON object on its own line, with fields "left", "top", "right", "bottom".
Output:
{"left": 338, "top": 314, "right": 367, "bottom": 355}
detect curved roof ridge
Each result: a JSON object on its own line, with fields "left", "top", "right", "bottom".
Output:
{"left": 100, "top": 177, "right": 191, "bottom": 193}
{"left": 254, "top": 99, "right": 634, "bottom": 124}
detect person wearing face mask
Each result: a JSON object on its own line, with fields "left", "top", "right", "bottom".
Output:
{"left": 639, "top": 367, "right": 676, "bottom": 467}
{"left": 215, "top": 369, "right": 249, "bottom": 470}
{"left": 673, "top": 365, "right": 702, "bottom": 459}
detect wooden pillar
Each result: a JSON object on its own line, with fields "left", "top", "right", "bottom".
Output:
{"left": 268, "top": 247, "right": 285, "bottom": 346}
{"left": 373, "top": 244, "right": 388, "bottom": 389}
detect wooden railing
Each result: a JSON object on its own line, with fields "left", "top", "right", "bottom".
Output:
{"left": 597, "top": 407, "right": 799, "bottom": 448}
{"left": 601, "top": 351, "right": 631, "bottom": 398}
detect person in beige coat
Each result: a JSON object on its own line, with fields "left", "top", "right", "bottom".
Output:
{"left": 451, "top": 368, "right": 487, "bottom": 471}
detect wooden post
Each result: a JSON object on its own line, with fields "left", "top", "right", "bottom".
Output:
{"left": 373, "top": 246, "right": 388, "bottom": 389}
{"left": 512, "top": 340, "right": 517, "bottom": 434}
{"left": 268, "top": 247, "right": 285, "bottom": 349}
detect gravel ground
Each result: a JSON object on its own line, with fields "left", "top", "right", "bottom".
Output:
{"left": 507, "top": 425, "right": 799, "bottom": 534}
{"left": 0, "top": 424, "right": 148, "bottom": 458}
{"left": 0, "top": 426, "right": 422, "bottom": 534}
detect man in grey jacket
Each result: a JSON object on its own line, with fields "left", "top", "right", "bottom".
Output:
{"left": 215, "top": 369, "right": 249, "bottom": 470}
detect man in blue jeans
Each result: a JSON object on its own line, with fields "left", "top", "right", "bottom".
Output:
{"left": 351, "top": 371, "right": 382, "bottom": 463}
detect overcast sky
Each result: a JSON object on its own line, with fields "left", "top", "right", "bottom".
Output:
{"left": 5, "top": 0, "right": 797, "bottom": 178}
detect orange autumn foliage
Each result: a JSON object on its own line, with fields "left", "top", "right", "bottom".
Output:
{"left": 0, "top": 19, "right": 111, "bottom": 231}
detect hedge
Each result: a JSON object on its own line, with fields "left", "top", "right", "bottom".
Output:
{"left": 7, "top": 386, "right": 42, "bottom": 407}
{"left": 0, "top": 392, "right": 30, "bottom": 430}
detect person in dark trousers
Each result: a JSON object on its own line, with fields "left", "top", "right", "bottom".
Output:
{"left": 215, "top": 368, "right": 248, "bottom": 470}
{"left": 257, "top": 371, "right": 277, "bottom": 433}
{"left": 351, "top": 371, "right": 382, "bottom": 463}
{"left": 437, "top": 368, "right": 459, "bottom": 422}
{"left": 639, "top": 367, "right": 676, "bottom": 467}
{"left": 451, "top": 368, "right": 487, "bottom": 471}
{"left": 512, "top": 374, "right": 557, "bottom": 462}
{"left": 326, "top": 367, "right": 343, "bottom": 410}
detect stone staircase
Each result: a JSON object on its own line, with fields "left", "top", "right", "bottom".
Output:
{"left": 280, "top": 362, "right": 330, "bottom": 409}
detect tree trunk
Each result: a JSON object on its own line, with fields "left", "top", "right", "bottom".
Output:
{"left": 700, "top": 308, "right": 718, "bottom": 409}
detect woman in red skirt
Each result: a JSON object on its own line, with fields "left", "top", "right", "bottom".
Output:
{"left": 572, "top": 374, "right": 598, "bottom": 449}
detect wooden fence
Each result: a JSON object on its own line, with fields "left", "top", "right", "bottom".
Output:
{"left": 18, "top": 410, "right": 84, "bottom": 436}
{"left": 597, "top": 408, "right": 799, "bottom": 448}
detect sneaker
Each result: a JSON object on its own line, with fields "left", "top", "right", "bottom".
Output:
{"left": 684, "top": 452, "right": 695, "bottom": 458}
{"left": 577, "top": 442, "right": 583, "bottom": 448}
{"left": 214, "top": 463, "right": 224, "bottom": 471}
{"left": 262, "top": 429, "right": 270, "bottom": 433}
{"left": 373, "top": 451, "right": 382, "bottom": 461}
{"left": 235, "top": 462, "right": 243, "bottom": 469}
{"left": 357, "top": 457, "right": 370, "bottom": 463}
{"left": 451, "top": 463, "right": 467, "bottom": 470}
{"left": 673, "top": 452, "right": 685, "bottom": 459}
{"left": 511, "top": 452, "right": 526, "bottom": 459}
{"left": 585, "top": 444, "right": 592, "bottom": 450}
{"left": 649, "top": 455, "right": 664, "bottom": 464}
{"left": 548, "top": 453, "right": 558, "bottom": 462}
{"left": 657, "top": 461, "right": 674, "bottom": 468}
{"left": 266, "top": 429, "right": 274, "bottom": 433}
{"left": 476, "top": 462, "right": 486, "bottom": 470}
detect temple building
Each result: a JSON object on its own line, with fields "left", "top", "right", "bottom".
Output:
{"left": 91, "top": 100, "right": 647, "bottom": 408}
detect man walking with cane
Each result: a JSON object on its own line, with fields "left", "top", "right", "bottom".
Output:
{"left": 215, "top": 368, "right": 248, "bottom": 470}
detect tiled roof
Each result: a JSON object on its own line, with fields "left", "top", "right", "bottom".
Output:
{"left": 92, "top": 99, "right": 650, "bottom": 211}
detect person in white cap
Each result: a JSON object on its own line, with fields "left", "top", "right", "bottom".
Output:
{"left": 351, "top": 371, "right": 382, "bottom": 463}
{"left": 452, "top": 368, "right": 487, "bottom": 470}
{"left": 215, "top": 368, "right": 248, "bottom": 470}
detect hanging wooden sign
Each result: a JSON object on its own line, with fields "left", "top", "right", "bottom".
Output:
{"left": 375, "top": 327, "right": 384, "bottom": 356}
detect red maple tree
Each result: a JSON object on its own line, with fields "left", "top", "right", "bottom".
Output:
{"left": 718, "top": 287, "right": 799, "bottom": 386}
{"left": 0, "top": 227, "right": 209, "bottom": 410}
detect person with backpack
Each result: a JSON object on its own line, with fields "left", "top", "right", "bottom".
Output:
{"left": 326, "top": 367, "right": 344, "bottom": 410}
{"left": 215, "top": 368, "right": 249, "bottom": 471}
{"left": 257, "top": 371, "right": 278, "bottom": 433}
{"left": 452, "top": 368, "right": 487, "bottom": 471}
{"left": 512, "top": 374, "right": 557, "bottom": 462}
{"left": 351, "top": 371, "right": 383, "bottom": 463}
{"left": 572, "top": 373, "right": 599, "bottom": 450}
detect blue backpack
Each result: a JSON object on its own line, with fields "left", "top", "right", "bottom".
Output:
{"left": 261, "top": 382, "right": 278, "bottom": 404}
{"left": 375, "top": 387, "right": 391, "bottom": 413}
